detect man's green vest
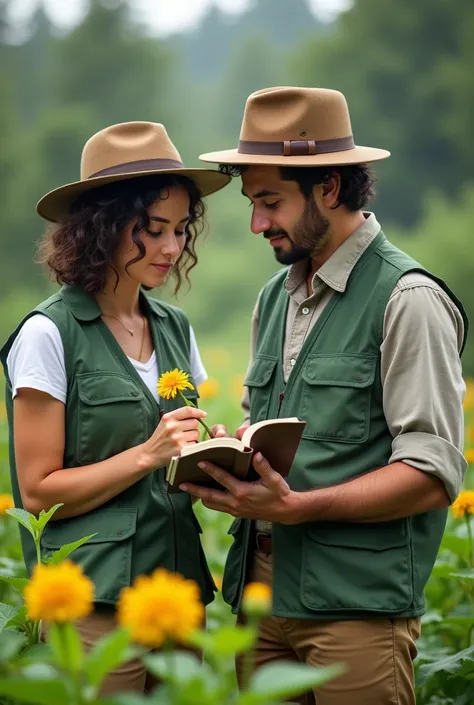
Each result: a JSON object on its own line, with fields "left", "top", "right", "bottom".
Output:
{"left": 0, "top": 285, "right": 216, "bottom": 607}
{"left": 222, "top": 231, "right": 468, "bottom": 620}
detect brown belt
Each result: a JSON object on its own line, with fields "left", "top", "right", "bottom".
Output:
{"left": 255, "top": 532, "right": 272, "bottom": 554}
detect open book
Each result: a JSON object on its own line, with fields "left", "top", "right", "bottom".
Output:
{"left": 166, "top": 417, "right": 306, "bottom": 493}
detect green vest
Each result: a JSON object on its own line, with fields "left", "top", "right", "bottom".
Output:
{"left": 0, "top": 285, "right": 216, "bottom": 607}
{"left": 222, "top": 232, "right": 468, "bottom": 619}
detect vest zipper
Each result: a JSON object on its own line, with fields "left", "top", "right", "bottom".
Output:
{"left": 277, "top": 392, "right": 285, "bottom": 417}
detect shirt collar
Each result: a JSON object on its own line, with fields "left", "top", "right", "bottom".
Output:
{"left": 60, "top": 285, "right": 167, "bottom": 321}
{"left": 285, "top": 212, "right": 381, "bottom": 294}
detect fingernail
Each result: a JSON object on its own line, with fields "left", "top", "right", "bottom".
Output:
{"left": 255, "top": 452, "right": 262, "bottom": 462}
{"left": 180, "top": 484, "right": 188, "bottom": 491}
{"left": 198, "top": 462, "right": 206, "bottom": 469}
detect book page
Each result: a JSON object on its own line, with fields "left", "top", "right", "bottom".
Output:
{"left": 179, "top": 436, "right": 244, "bottom": 456}
{"left": 241, "top": 417, "right": 300, "bottom": 447}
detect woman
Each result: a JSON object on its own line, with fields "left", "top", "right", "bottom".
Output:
{"left": 0, "top": 121, "right": 230, "bottom": 693}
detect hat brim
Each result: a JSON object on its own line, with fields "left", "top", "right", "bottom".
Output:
{"left": 36, "top": 168, "right": 231, "bottom": 223}
{"left": 199, "top": 145, "right": 390, "bottom": 167}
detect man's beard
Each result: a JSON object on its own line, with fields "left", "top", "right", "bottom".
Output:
{"left": 265, "top": 196, "right": 330, "bottom": 266}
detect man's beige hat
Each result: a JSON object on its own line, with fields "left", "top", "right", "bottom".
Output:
{"left": 37, "top": 121, "right": 231, "bottom": 223}
{"left": 199, "top": 86, "right": 390, "bottom": 167}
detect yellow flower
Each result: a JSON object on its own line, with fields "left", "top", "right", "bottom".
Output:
{"left": 451, "top": 490, "right": 474, "bottom": 519}
{"left": 24, "top": 560, "right": 94, "bottom": 623}
{"left": 158, "top": 369, "right": 194, "bottom": 400}
{"left": 231, "top": 374, "right": 246, "bottom": 402}
{"left": 242, "top": 581, "right": 272, "bottom": 617}
{"left": 0, "top": 494, "right": 14, "bottom": 514}
{"left": 117, "top": 568, "right": 204, "bottom": 648}
{"left": 464, "top": 379, "right": 474, "bottom": 410}
{"left": 465, "top": 448, "right": 474, "bottom": 464}
{"left": 198, "top": 377, "right": 220, "bottom": 400}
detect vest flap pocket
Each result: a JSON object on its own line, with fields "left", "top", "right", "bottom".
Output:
{"left": 41, "top": 508, "right": 137, "bottom": 549}
{"left": 307, "top": 519, "right": 408, "bottom": 551}
{"left": 77, "top": 373, "right": 144, "bottom": 405}
{"left": 244, "top": 356, "right": 278, "bottom": 387}
{"left": 301, "top": 519, "right": 413, "bottom": 612}
{"left": 302, "top": 355, "right": 377, "bottom": 388}
{"left": 303, "top": 354, "right": 377, "bottom": 388}
{"left": 299, "top": 355, "right": 377, "bottom": 443}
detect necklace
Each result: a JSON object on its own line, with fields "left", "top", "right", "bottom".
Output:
{"left": 102, "top": 313, "right": 135, "bottom": 336}
{"left": 102, "top": 313, "right": 147, "bottom": 362}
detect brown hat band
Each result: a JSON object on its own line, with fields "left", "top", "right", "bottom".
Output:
{"left": 238, "top": 135, "right": 354, "bottom": 157}
{"left": 89, "top": 157, "right": 185, "bottom": 179}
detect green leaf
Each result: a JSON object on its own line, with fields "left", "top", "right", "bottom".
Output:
{"left": 192, "top": 625, "right": 256, "bottom": 658}
{"left": 0, "top": 602, "right": 21, "bottom": 632}
{"left": 0, "top": 677, "right": 69, "bottom": 705}
{"left": 417, "top": 645, "right": 474, "bottom": 687}
{"left": 84, "top": 627, "right": 131, "bottom": 688}
{"left": 449, "top": 569, "right": 474, "bottom": 580}
{"left": 35, "top": 504, "right": 64, "bottom": 533}
{"left": 48, "top": 622, "right": 84, "bottom": 672}
{"left": 0, "top": 574, "right": 29, "bottom": 595}
{"left": 247, "top": 662, "right": 346, "bottom": 702}
{"left": 5, "top": 508, "right": 36, "bottom": 537}
{"left": 143, "top": 650, "right": 202, "bottom": 683}
{"left": 102, "top": 694, "right": 150, "bottom": 705}
{"left": 0, "top": 628, "right": 28, "bottom": 661}
{"left": 43, "top": 533, "right": 97, "bottom": 565}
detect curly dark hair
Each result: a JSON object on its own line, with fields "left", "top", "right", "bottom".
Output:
{"left": 37, "top": 173, "right": 206, "bottom": 295}
{"left": 218, "top": 163, "right": 376, "bottom": 211}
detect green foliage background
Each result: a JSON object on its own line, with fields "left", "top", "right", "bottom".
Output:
{"left": 0, "top": 0, "right": 474, "bottom": 701}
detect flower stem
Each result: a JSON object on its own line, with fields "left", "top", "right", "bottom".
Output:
{"left": 241, "top": 621, "right": 258, "bottom": 691}
{"left": 178, "top": 391, "right": 213, "bottom": 439}
{"left": 466, "top": 515, "right": 474, "bottom": 567}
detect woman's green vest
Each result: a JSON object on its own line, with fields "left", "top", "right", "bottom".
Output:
{"left": 222, "top": 232, "right": 468, "bottom": 620}
{"left": 0, "top": 285, "right": 216, "bottom": 607}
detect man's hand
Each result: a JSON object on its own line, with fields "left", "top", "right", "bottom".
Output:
{"left": 180, "top": 452, "right": 299, "bottom": 523}
{"left": 210, "top": 424, "right": 228, "bottom": 438}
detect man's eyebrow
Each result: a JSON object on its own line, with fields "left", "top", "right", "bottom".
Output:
{"left": 149, "top": 215, "right": 190, "bottom": 224}
{"left": 241, "top": 189, "right": 280, "bottom": 200}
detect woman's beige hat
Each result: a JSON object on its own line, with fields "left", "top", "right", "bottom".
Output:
{"left": 199, "top": 86, "right": 390, "bottom": 167}
{"left": 37, "top": 121, "right": 231, "bottom": 222}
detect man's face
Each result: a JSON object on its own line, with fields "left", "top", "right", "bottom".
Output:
{"left": 241, "top": 165, "right": 330, "bottom": 265}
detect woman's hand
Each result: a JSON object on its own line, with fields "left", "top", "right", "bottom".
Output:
{"left": 140, "top": 406, "right": 209, "bottom": 470}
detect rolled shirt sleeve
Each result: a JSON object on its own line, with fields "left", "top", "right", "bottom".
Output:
{"left": 381, "top": 272, "right": 467, "bottom": 502}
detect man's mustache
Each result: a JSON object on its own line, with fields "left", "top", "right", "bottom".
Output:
{"left": 263, "top": 229, "right": 288, "bottom": 240}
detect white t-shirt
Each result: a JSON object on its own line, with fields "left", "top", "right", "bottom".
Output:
{"left": 6, "top": 314, "right": 207, "bottom": 404}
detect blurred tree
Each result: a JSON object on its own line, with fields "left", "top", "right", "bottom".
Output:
{"left": 49, "top": 0, "right": 173, "bottom": 131}
{"left": 288, "top": 0, "right": 474, "bottom": 226}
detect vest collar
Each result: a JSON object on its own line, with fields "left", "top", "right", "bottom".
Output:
{"left": 60, "top": 285, "right": 168, "bottom": 321}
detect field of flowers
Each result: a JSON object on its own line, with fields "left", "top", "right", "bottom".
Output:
{"left": 0, "top": 362, "right": 472, "bottom": 704}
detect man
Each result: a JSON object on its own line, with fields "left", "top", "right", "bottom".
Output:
{"left": 181, "top": 87, "right": 468, "bottom": 705}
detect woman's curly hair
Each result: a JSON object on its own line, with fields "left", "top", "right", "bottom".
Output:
{"left": 37, "top": 173, "right": 206, "bottom": 295}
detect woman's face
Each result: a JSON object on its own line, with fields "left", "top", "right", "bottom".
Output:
{"left": 114, "top": 185, "right": 191, "bottom": 288}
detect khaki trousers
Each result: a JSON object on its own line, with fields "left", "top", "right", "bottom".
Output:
{"left": 236, "top": 550, "right": 421, "bottom": 705}
{"left": 44, "top": 611, "right": 202, "bottom": 697}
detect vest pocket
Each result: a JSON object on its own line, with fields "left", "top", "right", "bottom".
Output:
{"left": 41, "top": 508, "right": 137, "bottom": 604}
{"left": 244, "top": 356, "right": 278, "bottom": 424}
{"left": 301, "top": 520, "right": 413, "bottom": 613}
{"left": 299, "top": 354, "right": 377, "bottom": 443}
{"left": 76, "top": 373, "right": 147, "bottom": 464}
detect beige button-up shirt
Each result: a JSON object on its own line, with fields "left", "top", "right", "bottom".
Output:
{"left": 243, "top": 213, "right": 467, "bottom": 533}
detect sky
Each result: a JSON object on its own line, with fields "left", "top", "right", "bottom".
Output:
{"left": 7, "top": 0, "right": 351, "bottom": 36}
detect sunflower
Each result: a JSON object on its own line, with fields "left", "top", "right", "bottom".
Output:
{"left": 451, "top": 490, "right": 474, "bottom": 519}
{"left": 242, "top": 581, "right": 272, "bottom": 617}
{"left": 24, "top": 560, "right": 94, "bottom": 623}
{"left": 117, "top": 568, "right": 204, "bottom": 648}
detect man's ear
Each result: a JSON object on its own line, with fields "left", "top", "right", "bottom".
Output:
{"left": 321, "top": 173, "right": 341, "bottom": 207}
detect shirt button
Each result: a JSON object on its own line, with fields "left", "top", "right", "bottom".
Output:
{"left": 290, "top": 358, "right": 296, "bottom": 367}
{"left": 302, "top": 307, "right": 310, "bottom": 315}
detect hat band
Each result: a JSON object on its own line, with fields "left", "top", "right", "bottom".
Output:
{"left": 238, "top": 135, "right": 354, "bottom": 157}
{"left": 89, "top": 157, "right": 185, "bottom": 178}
